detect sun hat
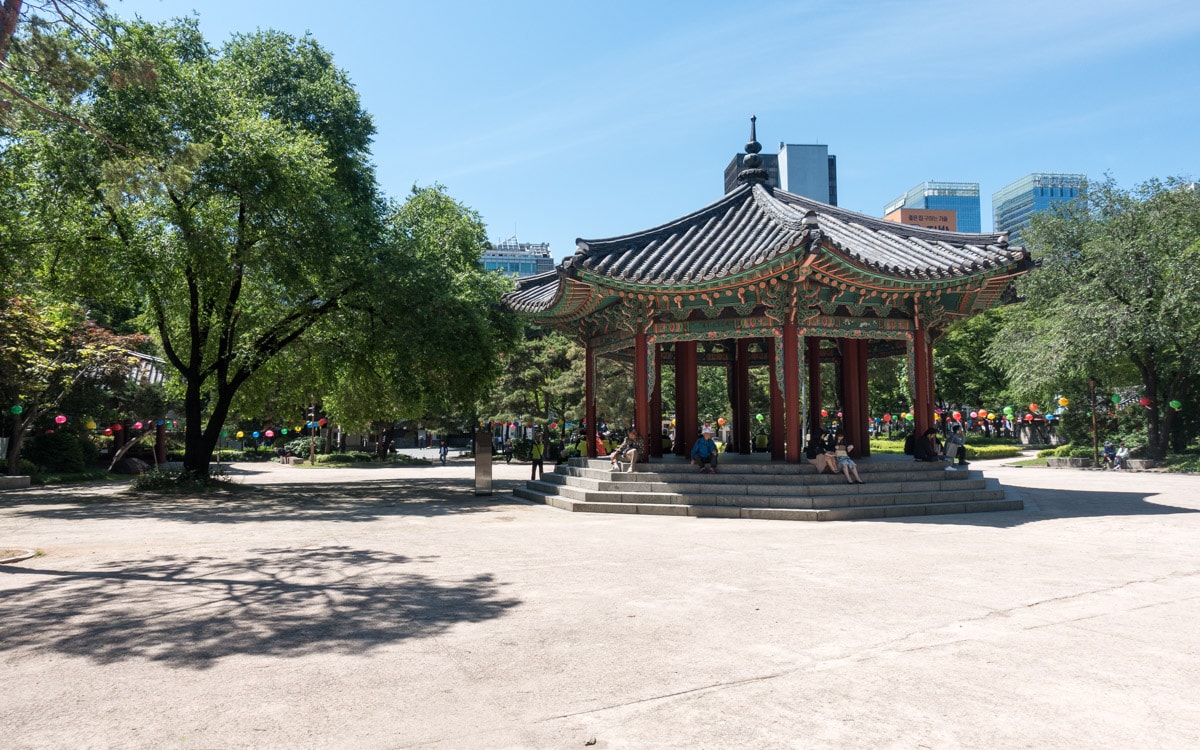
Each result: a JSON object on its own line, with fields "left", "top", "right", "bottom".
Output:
{"left": 702, "top": 426, "right": 714, "bottom": 435}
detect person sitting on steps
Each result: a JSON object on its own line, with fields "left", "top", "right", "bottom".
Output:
{"left": 834, "top": 434, "right": 865, "bottom": 484}
{"left": 691, "top": 426, "right": 719, "bottom": 474}
{"left": 610, "top": 428, "right": 644, "bottom": 473}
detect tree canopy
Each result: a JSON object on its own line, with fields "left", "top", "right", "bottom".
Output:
{"left": 5, "top": 16, "right": 515, "bottom": 478}
{"left": 990, "top": 177, "right": 1200, "bottom": 458}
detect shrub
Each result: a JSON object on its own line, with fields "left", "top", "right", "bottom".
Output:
{"left": 283, "top": 436, "right": 327, "bottom": 457}
{"left": 963, "top": 444, "right": 1022, "bottom": 460}
{"left": 23, "top": 430, "right": 88, "bottom": 473}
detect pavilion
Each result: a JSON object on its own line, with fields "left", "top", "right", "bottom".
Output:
{"left": 502, "top": 119, "right": 1033, "bottom": 463}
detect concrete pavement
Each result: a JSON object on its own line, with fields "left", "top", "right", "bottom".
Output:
{"left": 2, "top": 456, "right": 1198, "bottom": 748}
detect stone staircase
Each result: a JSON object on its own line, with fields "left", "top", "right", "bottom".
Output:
{"left": 513, "top": 455, "right": 1021, "bottom": 521}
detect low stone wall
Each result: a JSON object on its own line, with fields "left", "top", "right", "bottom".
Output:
{"left": 1126, "top": 459, "right": 1156, "bottom": 471}
{"left": 0, "top": 475, "right": 32, "bottom": 489}
{"left": 1046, "top": 457, "right": 1091, "bottom": 468}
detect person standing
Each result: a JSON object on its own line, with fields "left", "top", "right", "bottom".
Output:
{"left": 439, "top": 437, "right": 448, "bottom": 465}
{"left": 530, "top": 431, "right": 546, "bottom": 480}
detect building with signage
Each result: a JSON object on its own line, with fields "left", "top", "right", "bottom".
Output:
{"left": 724, "top": 143, "right": 837, "bottom": 205}
{"left": 481, "top": 238, "right": 555, "bottom": 278}
{"left": 992, "top": 173, "right": 1086, "bottom": 245}
{"left": 884, "top": 181, "right": 981, "bottom": 233}
{"left": 883, "top": 207, "right": 957, "bottom": 232}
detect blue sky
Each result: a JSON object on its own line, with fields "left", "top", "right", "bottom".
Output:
{"left": 113, "top": 0, "right": 1200, "bottom": 260}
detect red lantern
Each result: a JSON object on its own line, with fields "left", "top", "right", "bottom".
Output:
{"left": 45, "top": 429, "right": 55, "bottom": 435}
{"left": 112, "top": 423, "right": 123, "bottom": 431}
{"left": 821, "top": 409, "right": 828, "bottom": 417}
{"left": 952, "top": 411, "right": 962, "bottom": 421}
{"left": 717, "top": 417, "right": 726, "bottom": 426}
{"left": 1029, "top": 403, "right": 1039, "bottom": 412}
{"left": 318, "top": 418, "right": 327, "bottom": 426}
{"left": 1024, "top": 414, "right": 1034, "bottom": 422}
{"left": 104, "top": 428, "right": 112, "bottom": 435}
{"left": 882, "top": 413, "right": 892, "bottom": 423}
{"left": 1138, "top": 397, "right": 1151, "bottom": 407}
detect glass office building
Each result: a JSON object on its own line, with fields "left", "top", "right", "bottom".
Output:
{"left": 992, "top": 173, "right": 1086, "bottom": 245}
{"left": 481, "top": 238, "right": 555, "bottom": 278}
{"left": 725, "top": 143, "right": 837, "bottom": 205}
{"left": 884, "top": 181, "right": 981, "bottom": 233}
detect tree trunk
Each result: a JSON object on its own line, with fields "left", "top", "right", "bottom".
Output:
{"left": 180, "top": 377, "right": 234, "bottom": 480}
{"left": 5, "top": 407, "right": 34, "bottom": 476}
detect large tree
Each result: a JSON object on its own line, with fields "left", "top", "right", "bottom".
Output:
{"left": 10, "top": 17, "right": 509, "bottom": 479}
{"left": 990, "top": 177, "right": 1200, "bottom": 459}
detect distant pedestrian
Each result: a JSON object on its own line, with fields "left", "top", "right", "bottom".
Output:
{"left": 503, "top": 439, "right": 513, "bottom": 464}
{"left": 439, "top": 438, "right": 448, "bottom": 465}
{"left": 530, "top": 431, "right": 546, "bottom": 480}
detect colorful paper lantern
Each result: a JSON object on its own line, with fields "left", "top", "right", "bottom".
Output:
{"left": 756, "top": 413, "right": 764, "bottom": 422}
{"left": 1138, "top": 397, "right": 1151, "bottom": 407}
{"left": 905, "top": 413, "right": 914, "bottom": 421}
{"left": 318, "top": 418, "right": 327, "bottom": 426}
{"left": 55, "top": 414, "right": 67, "bottom": 425}
{"left": 1003, "top": 406, "right": 1014, "bottom": 415}
{"left": 1111, "top": 394, "right": 1121, "bottom": 404}
{"left": 952, "top": 411, "right": 962, "bottom": 421}
{"left": 1024, "top": 414, "right": 1033, "bottom": 422}
{"left": 236, "top": 431, "right": 244, "bottom": 439}
{"left": 85, "top": 420, "right": 97, "bottom": 430}
{"left": 969, "top": 411, "right": 978, "bottom": 419}
{"left": 821, "top": 409, "right": 828, "bottom": 417}
{"left": 9, "top": 404, "right": 22, "bottom": 415}
{"left": 882, "top": 413, "right": 892, "bottom": 423}
{"left": 1169, "top": 399, "right": 1183, "bottom": 410}
{"left": 112, "top": 423, "right": 123, "bottom": 431}
{"left": 134, "top": 421, "right": 143, "bottom": 430}
{"left": 104, "top": 428, "right": 112, "bottom": 435}
{"left": 1029, "top": 403, "right": 1039, "bottom": 412}
{"left": 717, "top": 417, "right": 726, "bottom": 426}
{"left": 252, "top": 431, "right": 260, "bottom": 439}
{"left": 281, "top": 428, "right": 288, "bottom": 435}
{"left": 265, "top": 430, "right": 274, "bottom": 438}
{"left": 1058, "top": 397, "right": 1069, "bottom": 407}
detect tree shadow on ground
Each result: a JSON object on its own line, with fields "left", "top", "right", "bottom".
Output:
{"left": 4, "top": 477, "right": 531, "bottom": 524}
{"left": 884, "top": 482, "right": 1200, "bottom": 528}
{"left": 0, "top": 546, "right": 520, "bottom": 669}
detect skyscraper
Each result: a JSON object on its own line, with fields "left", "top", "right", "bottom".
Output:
{"left": 724, "top": 143, "right": 837, "bottom": 205}
{"left": 992, "top": 173, "right": 1086, "bottom": 245}
{"left": 884, "top": 181, "right": 981, "bottom": 233}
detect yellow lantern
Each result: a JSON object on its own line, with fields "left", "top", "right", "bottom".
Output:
{"left": 1058, "top": 397, "right": 1069, "bottom": 407}
{"left": 85, "top": 420, "right": 97, "bottom": 430}
{"left": 236, "top": 430, "right": 244, "bottom": 439}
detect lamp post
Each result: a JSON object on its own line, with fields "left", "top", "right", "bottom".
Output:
{"left": 1089, "top": 376, "right": 1099, "bottom": 467}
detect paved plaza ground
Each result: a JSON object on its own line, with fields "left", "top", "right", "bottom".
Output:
{"left": 2, "top": 455, "right": 1198, "bottom": 749}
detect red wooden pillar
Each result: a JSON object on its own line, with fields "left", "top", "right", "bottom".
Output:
{"left": 155, "top": 420, "right": 167, "bottom": 466}
{"left": 585, "top": 342, "right": 597, "bottom": 458}
{"left": 675, "top": 341, "right": 698, "bottom": 457}
{"left": 842, "top": 339, "right": 870, "bottom": 457}
{"left": 806, "top": 337, "right": 822, "bottom": 440}
{"left": 649, "top": 344, "right": 663, "bottom": 457}
{"left": 784, "top": 323, "right": 801, "bottom": 462}
{"left": 855, "top": 338, "right": 871, "bottom": 457}
{"left": 912, "top": 328, "right": 934, "bottom": 436}
{"left": 769, "top": 336, "right": 785, "bottom": 461}
{"left": 634, "top": 330, "right": 650, "bottom": 450}
{"left": 734, "top": 339, "right": 751, "bottom": 454}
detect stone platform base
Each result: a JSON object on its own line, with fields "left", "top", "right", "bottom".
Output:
{"left": 0, "top": 475, "right": 31, "bottom": 490}
{"left": 515, "top": 456, "right": 1020, "bottom": 521}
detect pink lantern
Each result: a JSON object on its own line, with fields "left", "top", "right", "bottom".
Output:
{"left": 54, "top": 414, "right": 67, "bottom": 425}
{"left": 134, "top": 421, "right": 143, "bottom": 430}
{"left": 104, "top": 428, "right": 113, "bottom": 435}
{"left": 265, "top": 429, "right": 275, "bottom": 438}
{"left": 969, "top": 411, "right": 978, "bottom": 419}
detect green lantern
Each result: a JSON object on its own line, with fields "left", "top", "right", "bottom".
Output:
{"left": 1111, "top": 394, "right": 1121, "bottom": 404}
{"left": 1169, "top": 399, "right": 1183, "bottom": 410}
{"left": 9, "top": 404, "right": 22, "bottom": 415}
{"left": 1002, "top": 406, "right": 1013, "bottom": 416}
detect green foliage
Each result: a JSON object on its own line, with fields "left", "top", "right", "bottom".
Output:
{"left": 23, "top": 429, "right": 89, "bottom": 472}
{"left": 282, "top": 435, "right": 327, "bottom": 456}
{"left": 963, "top": 444, "right": 1022, "bottom": 460}
{"left": 991, "top": 177, "right": 1200, "bottom": 459}
{"left": 129, "top": 467, "right": 235, "bottom": 492}
{"left": 935, "top": 309, "right": 1012, "bottom": 408}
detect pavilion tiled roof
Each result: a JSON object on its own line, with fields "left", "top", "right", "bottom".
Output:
{"left": 505, "top": 182, "right": 1030, "bottom": 315}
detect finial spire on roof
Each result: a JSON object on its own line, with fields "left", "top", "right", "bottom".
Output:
{"left": 737, "top": 115, "right": 769, "bottom": 185}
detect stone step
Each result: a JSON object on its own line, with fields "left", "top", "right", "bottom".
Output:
{"left": 541, "top": 471, "right": 981, "bottom": 495}
{"left": 530, "top": 478, "right": 992, "bottom": 506}
{"left": 513, "top": 486, "right": 1023, "bottom": 521}
{"left": 556, "top": 465, "right": 974, "bottom": 486}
